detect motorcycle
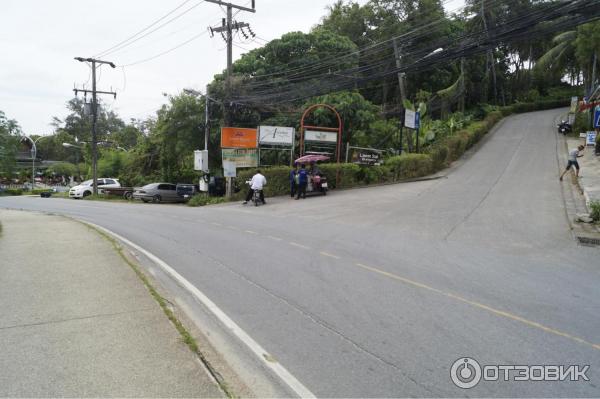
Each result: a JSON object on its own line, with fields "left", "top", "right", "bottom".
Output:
{"left": 557, "top": 121, "right": 572, "bottom": 135}
{"left": 245, "top": 180, "right": 264, "bottom": 206}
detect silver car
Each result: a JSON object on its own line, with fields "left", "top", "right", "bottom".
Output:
{"left": 132, "top": 183, "right": 183, "bottom": 203}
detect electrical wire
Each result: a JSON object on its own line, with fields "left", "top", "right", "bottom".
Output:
{"left": 95, "top": 0, "right": 206, "bottom": 59}
{"left": 230, "top": 0, "right": 600, "bottom": 107}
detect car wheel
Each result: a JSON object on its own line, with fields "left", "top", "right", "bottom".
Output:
{"left": 152, "top": 195, "right": 161, "bottom": 203}
{"left": 83, "top": 191, "right": 91, "bottom": 197}
{"left": 124, "top": 191, "right": 133, "bottom": 200}
{"left": 142, "top": 199, "right": 149, "bottom": 203}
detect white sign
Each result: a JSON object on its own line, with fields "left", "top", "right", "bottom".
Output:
{"left": 223, "top": 160, "right": 237, "bottom": 177}
{"left": 305, "top": 130, "right": 338, "bottom": 143}
{"left": 194, "top": 150, "right": 209, "bottom": 173}
{"left": 259, "top": 126, "right": 294, "bottom": 145}
{"left": 586, "top": 131, "right": 597, "bottom": 146}
{"left": 404, "top": 109, "right": 418, "bottom": 129}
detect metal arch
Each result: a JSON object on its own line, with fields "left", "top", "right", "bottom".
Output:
{"left": 299, "top": 103, "right": 343, "bottom": 164}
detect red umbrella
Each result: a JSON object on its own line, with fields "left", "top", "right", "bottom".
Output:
{"left": 295, "top": 154, "right": 330, "bottom": 164}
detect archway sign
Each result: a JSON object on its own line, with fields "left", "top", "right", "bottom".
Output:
{"left": 299, "top": 104, "right": 343, "bottom": 186}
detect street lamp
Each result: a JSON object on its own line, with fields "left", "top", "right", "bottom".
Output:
{"left": 21, "top": 135, "right": 52, "bottom": 189}
{"left": 183, "top": 86, "right": 219, "bottom": 152}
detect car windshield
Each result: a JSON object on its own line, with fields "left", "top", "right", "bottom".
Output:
{"left": 80, "top": 180, "right": 93, "bottom": 186}
{"left": 142, "top": 184, "right": 157, "bottom": 189}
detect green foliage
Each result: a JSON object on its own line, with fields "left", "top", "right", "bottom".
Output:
{"left": 0, "top": 110, "right": 21, "bottom": 178}
{"left": 304, "top": 91, "right": 379, "bottom": 145}
{"left": 187, "top": 195, "right": 226, "bottom": 207}
{"left": 97, "top": 150, "right": 130, "bottom": 179}
{"left": 0, "top": 188, "right": 23, "bottom": 196}
{"left": 589, "top": 201, "right": 600, "bottom": 222}
{"left": 46, "top": 162, "right": 77, "bottom": 177}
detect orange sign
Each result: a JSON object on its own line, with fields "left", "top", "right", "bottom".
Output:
{"left": 221, "top": 127, "right": 257, "bottom": 149}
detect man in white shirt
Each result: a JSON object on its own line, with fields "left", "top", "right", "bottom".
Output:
{"left": 560, "top": 145, "right": 585, "bottom": 181}
{"left": 243, "top": 170, "right": 267, "bottom": 205}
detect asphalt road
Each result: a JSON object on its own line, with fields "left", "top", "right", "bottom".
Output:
{"left": 2, "top": 109, "right": 599, "bottom": 397}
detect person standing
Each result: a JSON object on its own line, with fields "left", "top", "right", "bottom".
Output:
{"left": 289, "top": 163, "right": 298, "bottom": 198}
{"left": 560, "top": 145, "right": 585, "bottom": 181}
{"left": 295, "top": 164, "right": 308, "bottom": 200}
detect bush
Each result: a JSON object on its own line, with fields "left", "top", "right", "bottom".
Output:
{"left": 1, "top": 189, "right": 23, "bottom": 196}
{"left": 589, "top": 200, "right": 600, "bottom": 222}
{"left": 187, "top": 194, "right": 226, "bottom": 207}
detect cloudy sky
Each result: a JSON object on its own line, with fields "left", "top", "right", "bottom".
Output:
{"left": 1, "top": 0, "right": 463, "bottom": 136}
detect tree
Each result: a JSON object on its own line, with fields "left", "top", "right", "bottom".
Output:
{"left": 0, "top": 111, "right": 22, "bottom": 179}
{"left": 303, "top": 91, "right": 379, "bottom": 145}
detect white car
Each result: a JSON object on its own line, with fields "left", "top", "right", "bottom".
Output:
{"left": 69, "top": 178, "right": 121, "bottom": 199}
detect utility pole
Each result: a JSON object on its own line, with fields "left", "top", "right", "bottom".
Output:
{"left": 73, "top": 57, "right": 116, "bottom": 196}
{"left": 206, "top": 0, "right": 256, "bottom": 126}
{"left": 392, "top": 38, "right": 407, "bottom": 104}
{"left": 393, "top": 38, "right": 408, "bottom": 154}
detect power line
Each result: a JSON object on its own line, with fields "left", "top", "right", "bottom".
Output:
{"left": 230, "top": 0, "right": 600, "bottom": 107}
{"left": 94, "top": 0, "right": 205, "bottom": 58}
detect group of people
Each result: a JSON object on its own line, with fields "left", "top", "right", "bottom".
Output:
{"left": 242, "top": 161, "right": 323, "bottom": 205}
{"left": 289, "top": 161, "right": 321, "bottom": 200}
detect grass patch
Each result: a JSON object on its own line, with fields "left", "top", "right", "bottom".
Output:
{"left": 187, "top": 195, "right": 227, "bottom": 207}
{"left": 82, "top": 222, "right": 235, "bottom": 398}
{"left": 589, "top": 200, "right": 600, "bottom": 222}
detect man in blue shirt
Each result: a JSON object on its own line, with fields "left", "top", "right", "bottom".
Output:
{"left": 295, "top": 164, "right": 308, "bottom": 200}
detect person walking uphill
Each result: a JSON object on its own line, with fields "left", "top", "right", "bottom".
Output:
{"left": 290, "top": 163, "right": 298, "bottom": 198}
{"left": 296, "top": 164, "right": 308, "bottom": 200}
{"left": 560, "top": 145, "right": 585, "bottom": 181}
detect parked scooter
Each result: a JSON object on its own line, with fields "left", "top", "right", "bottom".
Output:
{"left": 557, "top": 120, "right": 572, "bottom": 135}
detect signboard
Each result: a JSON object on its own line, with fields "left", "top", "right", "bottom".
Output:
{"left": 259, "top": 126, "right": 294, "bottom": 146}
{"left": 221, "top": 127, "right": 257, "bottom": 149}
{"left": 193, "top": 150, "right": 209, "bottom": 173}
{"left": 351, "top": 149, "right": 382, "bottom": 166}
{"left": 305, "top": 130, "right": 337, "bottom": 143}
{"left": 404, "top": 110, "right": 420, "bottom": 129}
{"left": 570, "top": 96, "right": 578, "bottom": 113}
{"left": 223, "top": 160, "right": 236, "bottom": 177}
{"left": 221, "top": 148, "right": 258, "bottom": 168}
{"left": 587, "top": 131, "right": 597, "bottom": 146}
{"left": 594, "top": 107, "right": 600, "bottom": 129}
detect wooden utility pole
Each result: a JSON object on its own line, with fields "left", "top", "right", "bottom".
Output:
{"left": 393, "top": 38, "right": 409, "bottom": 153}
{"left": 206, "top": 0, "right": 256, "bottom": 126}
{"left": 73, "top": 57, "right": 116, "bottom": 196}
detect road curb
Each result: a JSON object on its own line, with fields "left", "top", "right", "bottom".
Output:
{"left": 82, "top": 221, "right": 316, "bottom": 399}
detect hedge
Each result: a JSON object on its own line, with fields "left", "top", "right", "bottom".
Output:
{"left": 231, "top": 98, "right": 570, "bottom": 198}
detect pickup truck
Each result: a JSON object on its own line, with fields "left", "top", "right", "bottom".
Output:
{"left": 102, "top": 186, "right": 134, "bottom": 200}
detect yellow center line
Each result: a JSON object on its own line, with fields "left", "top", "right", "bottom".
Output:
{"left": 354, "top": 263, "right": 600, "bottom": 351}
{"left": 290, "top": 242, "right": 310, "bottom": 250}
{"left": 320, "top": 251, "right": 341, "bottom": 259}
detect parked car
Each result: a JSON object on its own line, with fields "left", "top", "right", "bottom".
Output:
{"left": 69, "top": 178, "right": 121, "bottom": 199}
{"left": 133, "top": 183, "right": 185, "bottom": 203}
{"left": 176, "top": 183, "right": 197, "bottom": 201}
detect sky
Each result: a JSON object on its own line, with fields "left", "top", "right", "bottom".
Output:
{"left": 1, "top": 0, "right": 464, "bottom": 136}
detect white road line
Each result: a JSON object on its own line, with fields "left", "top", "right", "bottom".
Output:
{"left": 85, "top": 222, "right": 316, "bottom": 399}
{"left": 319, "top": 251, "right": 341, "bottom": 259}
{"left": 267, "top": 235, "right": 283, "bottom": 241}
{"left": 210, "top": 222, "right": 222, "bottom": 227}
{"left": 289, "top": 242, "right": 311, "bottom": 250}
{"left": 245, "top": 230, "right": 258, "bottom": 235}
